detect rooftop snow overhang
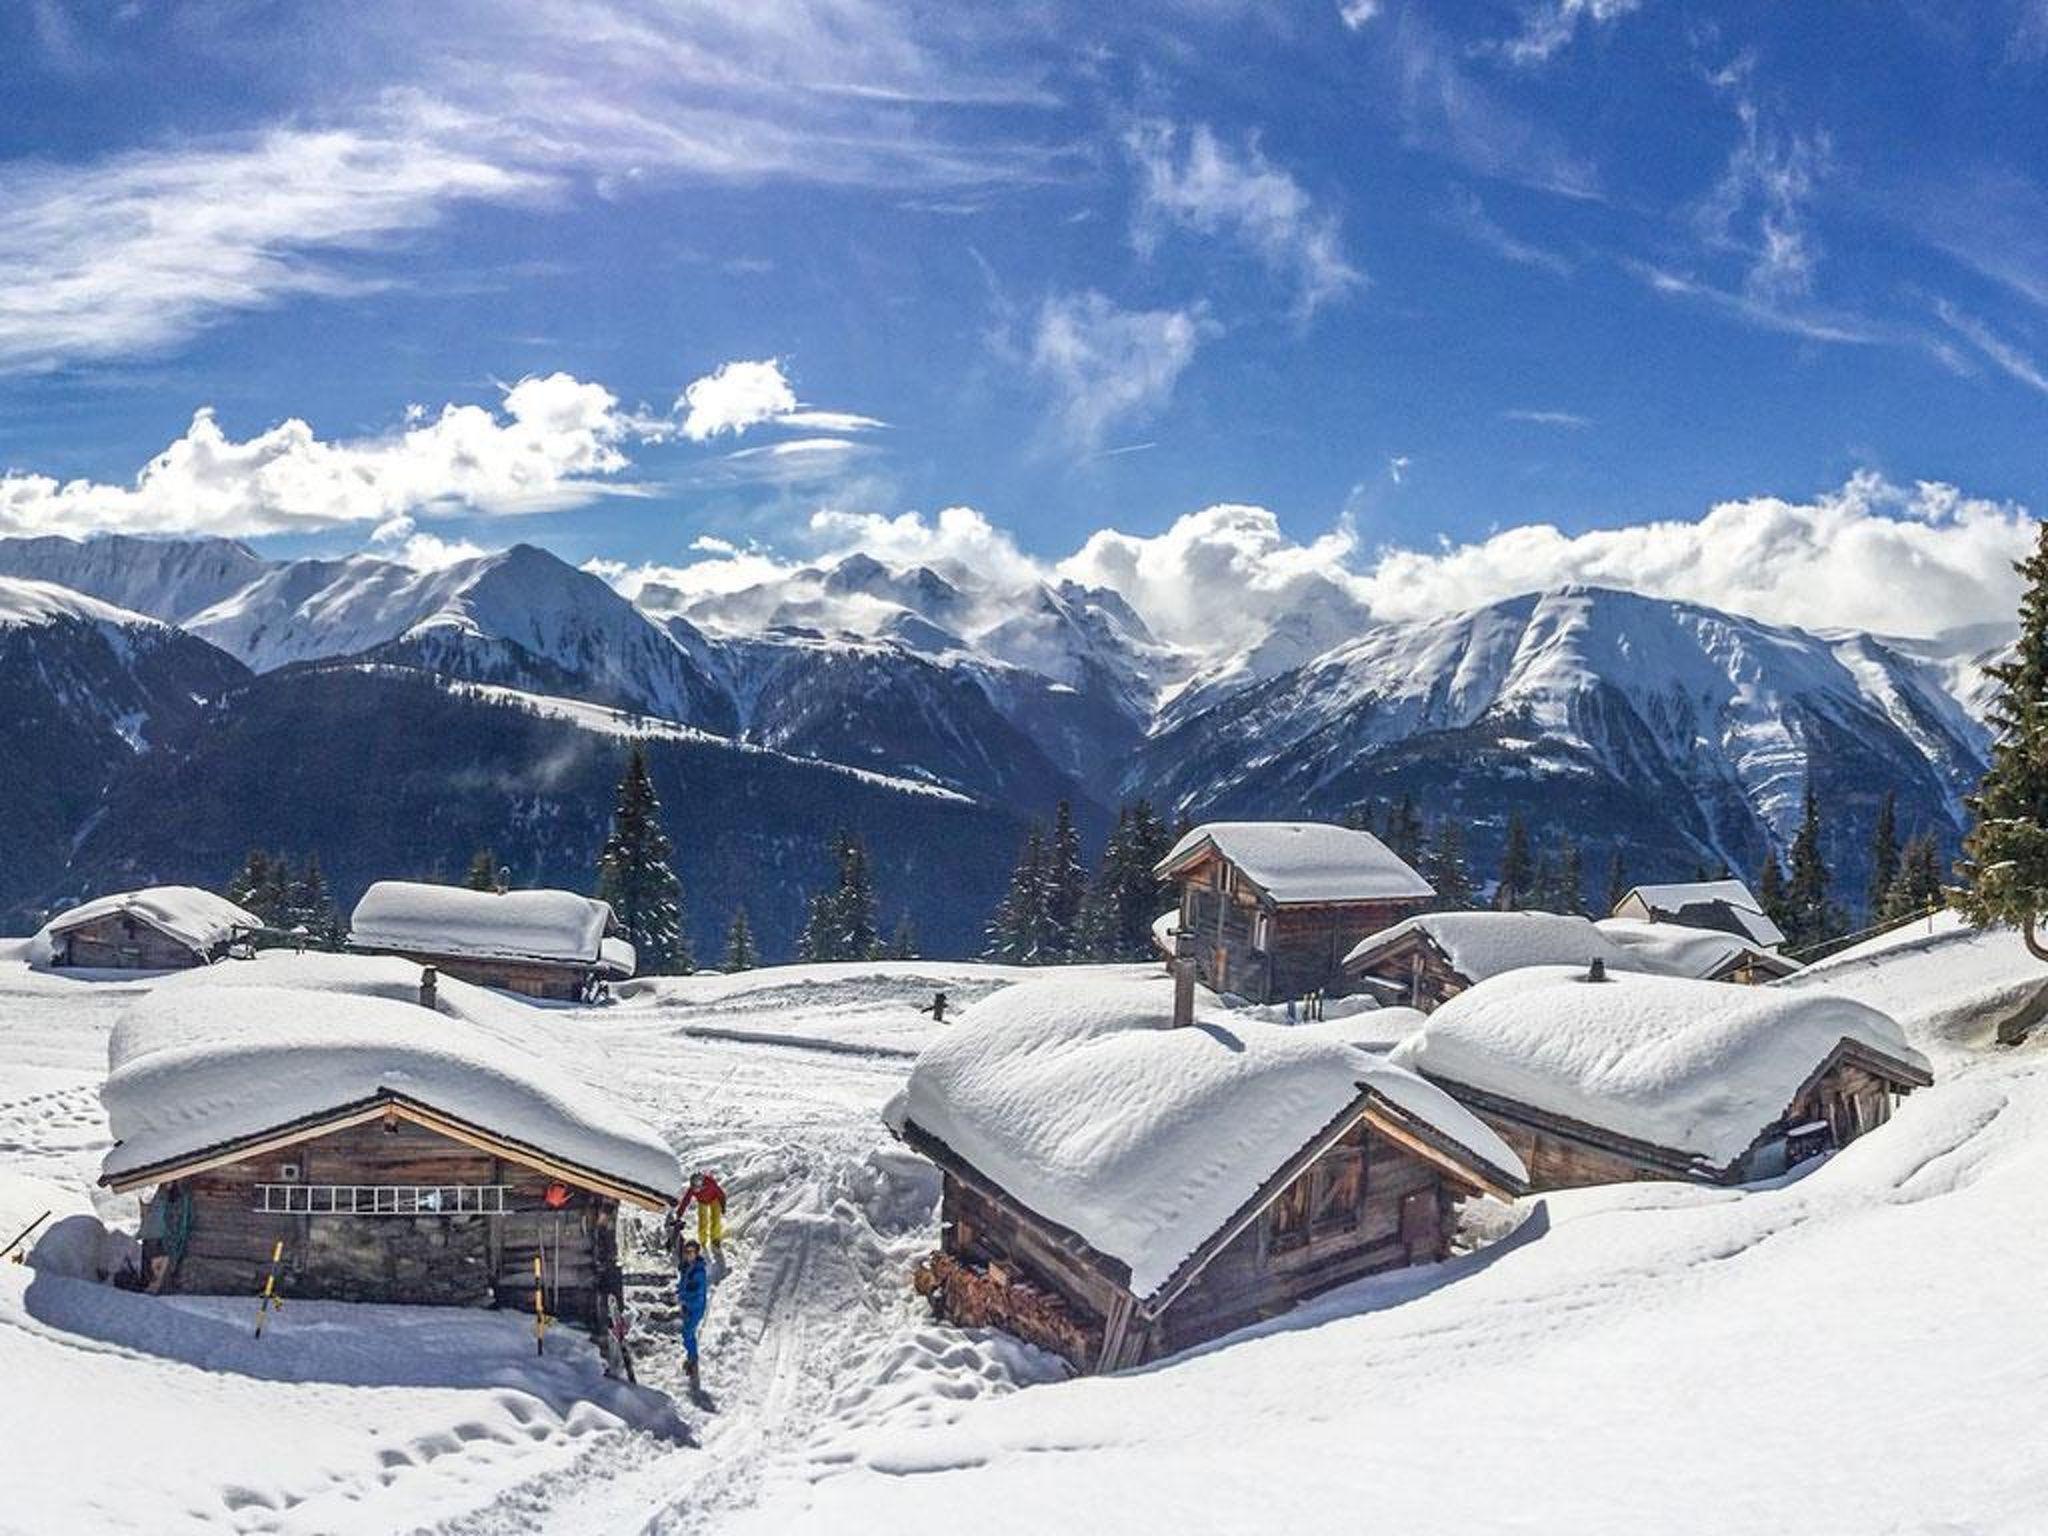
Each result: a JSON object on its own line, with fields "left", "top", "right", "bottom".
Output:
{"left": 100, "top": 1088, "right": 679, "bottom": 1210}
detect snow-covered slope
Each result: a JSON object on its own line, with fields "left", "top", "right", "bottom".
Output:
{"left": 0, "top": 533, "right": 270, "bottom": 625}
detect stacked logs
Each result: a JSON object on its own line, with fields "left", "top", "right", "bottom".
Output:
{"left": 914, "top": 1251, "right": 1096, "bottom": 1368}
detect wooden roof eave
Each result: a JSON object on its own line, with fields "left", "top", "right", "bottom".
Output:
{"left": 348, "top": 941, "right": 603, "bottom": 972}
{"left": 1423, "top": 1073, "right": 1719, "bottom": 1182}
{"left": 100, "top": 1089, "right": 677, "bottom": 1210}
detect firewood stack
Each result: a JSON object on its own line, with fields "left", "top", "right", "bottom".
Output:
{"left": 914, "top": 1251, "right": 1097, "bottom": 1367}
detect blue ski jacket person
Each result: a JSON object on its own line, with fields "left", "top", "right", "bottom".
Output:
{"left": 677, "top": 1243, "right": 710, "bottom": 1376}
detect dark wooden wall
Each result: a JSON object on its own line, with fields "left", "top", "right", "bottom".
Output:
{"left": 1150, "top": 1122, "right": 1457, "bottom": 1357}
{"left": 1467, "top": 1107, "right": 1678, "bottom": 1192}
{"left": 362, "top": 948, "right": 595, "bottom": 1001}
{"left": 1350, "top": 935, "right": 1467, "bottom": 1013}
{"left": 149, "top": 1116, "right": 621, "bottom": 1329}
{"left": 53, "top": 913, "right": 206, "bottom": 970}
{"left": 1177, "top": 867, "right": 1424, "bottom": 1003}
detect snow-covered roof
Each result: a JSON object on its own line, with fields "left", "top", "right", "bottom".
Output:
{"left": 34, "top": 886, "right": 260, "bottom": 962}
{"left": 892, "top": 972, "right": 1523, "bottom": 1299}
{"left": 1391, "top": 966, "right": 1930, "bottom": 1168}
{"left": 598, "top": 935, "right": 637, "bottom": 977}
{"left": 349, "top": 881, "right": 618, "bottom": 967}
{"left": 100, "top": 977, "right": 682, "bottom": 1200}
{"left": 1615, "top": 880, "right": 1786, "bottom": 948}
{"left": 1596, "top": 918, "right": 1796, "bottom": 980}
{"left": 1156, "top": 822, "right": 1434, "bottom": 905}
{"left": 1345, "top": 910, "right": 1629, "bottom": 982}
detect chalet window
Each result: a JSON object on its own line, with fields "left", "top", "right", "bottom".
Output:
{"left": 1252, "top": 911, "right": 1270, "bottom": 952}
{"left": 1268, "top": 1172, "right": 1312, "bottom": 1252}
{"left": 1269, "top": 1142, "right": 1367, "bottom": 1254}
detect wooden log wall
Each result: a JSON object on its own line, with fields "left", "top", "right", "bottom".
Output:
{"left": 56, "top": 914, "right": 205, "bottom": 969}
{"left": 154, "top": 1116, "right": 618, "bottom": 1329}
{"left": 1180, "top": 867, "right": 1425, "bottom": 1004}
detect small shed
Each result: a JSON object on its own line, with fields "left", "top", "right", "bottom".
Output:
{"left": 35, "top": 886, "right": 260, "bottom": 971}
{"left": 1344, "top": 910, "right": 1636, "bottom": 1012}
{"left": 1595, "top": 917, "right": 1798, "bottom": 984}
{"left": 348, "top": 881, "right": 636, "bottom": 1001}
{"left": 890, "top": 972, "right": 1525, "bottom": 1372}
{"left": 1390, "top": 966, "right": 1932, "bottom": 1191}
{"left": 1154, "top": 822, "right": 1435, "bottom": 1003}
{"left": 1611, "top": 879, "right": 1786, "bottom": 951}
{"left": 98, "top": 978, "right": 682, "bottom": 1330}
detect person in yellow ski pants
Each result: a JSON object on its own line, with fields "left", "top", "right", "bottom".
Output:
{"left": 685, "top": 1170, "right": 726, "bottom": 1253}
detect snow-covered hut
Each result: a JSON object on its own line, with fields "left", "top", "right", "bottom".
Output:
{"left": 1611, "top": 879, "right": 1786, "bottom": 951}
{"left": 1391, "top": 966, "right": 1932, "bottom": 1190}
{"left": 348, "top": 881, "right": 636, "bottom": 1001}
{"left": 1595, "top": 917, "right": 1799, "bottom": 984}
{"left": 889, "top": 972, "right": 1525, "bottom": 1372}
{"left": 98, "top": 976, "right": 682, "bottom": 1330}
{"left": 1343, "top": 910, "right": 1636, "bottom": 1012}
{"left": 1154, "top": 821, "right": 1435, "bottom": 1003}
{"left": 33, "top": 886, "right": 260, "bottom": 970}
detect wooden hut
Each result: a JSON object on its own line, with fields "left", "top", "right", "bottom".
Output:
{"left": 891, "top": 970, "right": 1525, "bottom": 1373}
{"left": 1611, "top": 879, "right": 1786, "bottom": 951}
{"left": 36, "top": 886, "right": 259, "bottom": 970}
{"left": 1594, "top": 917, "right": 1799, "bottom": 984}
{"left": 348, "top": 881, "right": 636, "bottom": 1001}
{"left": 1343, "top": 910, "right": 1636, "bottom": 1012}
{"left": 1154, "top": 822, "right": 1434, "bottom": 1003}
{"left": 1390, "top": 964, "right": 1932, "bottom": 1191}
{"left": 99, "top": 978, "right": 681, "bottom": 1331}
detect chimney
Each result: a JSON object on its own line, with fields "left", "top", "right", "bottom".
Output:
{"left": 1582, "top": 957, "right": 1608, "bottom": 984}
{"left": 1170, "top": 927, "right": 1197, "bottom": 1028}
{"left": 419, "top": 965, "right": 439, "bottom": 1010}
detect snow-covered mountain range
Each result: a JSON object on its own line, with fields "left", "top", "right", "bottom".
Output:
{"left": 0, "top": 533, "right": 2002, "bottom": 949}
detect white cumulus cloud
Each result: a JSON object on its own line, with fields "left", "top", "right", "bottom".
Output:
{"left": 678, "top": 359, "right": 801, "bottom": 441}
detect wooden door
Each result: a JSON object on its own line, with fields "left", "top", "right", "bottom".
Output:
{"left": 1399, "top": 1190, "right": 1441, "bottom": 1265}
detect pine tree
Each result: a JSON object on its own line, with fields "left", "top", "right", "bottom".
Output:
{"left": 1043, "top": 800, "right": 1088, "bottom": 962}
{"left": 722, "top": 907, "right": 758, "bottom": 972}
{"left": 1076, "top": 800, "right": 1174, "bottom": 961}
{"left": 1757, "top": 850, "right": 1792, "bottom": 938}
{"left": 1603, "top": 848, "right": 1628, "bottom": 915}
{"left": 986, "top": 827, "right": 1050, "bottom": 963}
{"left": 1557, "top": 839, "right": 1585, "bottom": 916}
{"left": 1423, "top": 820, "right": 1474, "bottom": 910}
{"left": 464, "top": 848, "right": 504, "bottom": 892}
{"left": 1884, "top": 832, "right": 1945, "bottom": 920}
{"left": 1494, "top": 814, "right": 1533, "bottom": 910}
{"left": 287, "top": 855, "right": 339, "bottom": 947}
{"left": 1959, "top": 520, "right": 2048, "bottom": 955}
{"left": 595, "top": 744, "right": 690, "bottom": 973}
{"left": 796, "top": 831, "right": 882, "bottom": 962}
{"left": 1783, "top": 786, "right": 1843, "bottom": 949}
{"left": 1867, "top": 791, "right": 1900, "bottom": 924}
{"left": 226, "top": 849, "right": 274, "bottom": 923}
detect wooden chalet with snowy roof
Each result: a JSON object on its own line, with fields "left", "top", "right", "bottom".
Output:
{"left": 348, "top": 881, "right": 636, "bottom": 1001}
{"left": 1391, "top": 965, "right": 1932, "bottom": 1191}
{"left": 1611, "top": 879, "right": 1786, "bottom": 951}
{"left": 98, "top": 971, "right": 682, "bottom": 1331}
{"left": 889, "top": 968, "right": 1526, "bottom": 1373}
{"left": 36, "top": 886, "right": 260, "bottom": 971}
{"left": 1155, "top": 821, "right": 1435, "bottom": 1003}
{"left": 1343, "top": 910, "right": 1633, "bottom": 1012}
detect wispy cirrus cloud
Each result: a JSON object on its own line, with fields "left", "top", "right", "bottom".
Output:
{"left": 1026, "top": 291, "right": 1215, "bottom": 450}
{"left": 1126, "top": 120, "right": 1362, "bottom": 317}
{"left": 1503, "top": 407, "right": 1591, "bottom": 427}
{"left": 1491, "top": 0, "right": 1645, "bottom": 67}
{"left": 1935, "top": 299, "right": 2048, "bottom": 394}
{"left": 1442, "top": 185, "right": 1575, "bottom": 275}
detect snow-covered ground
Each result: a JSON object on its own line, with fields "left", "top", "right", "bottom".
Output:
{"left": 2, "top": 946, "right": 2046, "bottom": 1533}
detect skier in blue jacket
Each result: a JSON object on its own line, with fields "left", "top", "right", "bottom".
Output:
{"left": 677, "top": 1239, "right": 710, "bottom": 1391}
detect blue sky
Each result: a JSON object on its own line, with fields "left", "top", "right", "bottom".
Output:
{"left": 1, "top": 1, "right": 2044, "bottom": 637}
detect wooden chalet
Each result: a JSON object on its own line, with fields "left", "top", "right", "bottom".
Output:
{"left": 1594, "top": 917, "right": 1799, "bottom": 984}
{"left": 1155, "top": 821, "right": 1435, "bottom": 1004}
{"left": 891, "top": 970, "right": 1525, "bottom": 1373}
{"left": 1391, "top": 965, "right": 1933, "bottom": 1191}
{"left": 99, "top": 979, "right": 682, "bottom": 1332}
{"left": 1611, "top": 879, "right": 1786, "bottom": 951}
{"left": 37, "top": 886, "right": 259, "bottom": 971}
{"left": 348, "top": 881, "right": 636, "bottom": 1001}
{"left": 1343, "top": 910, "right": 1633, "bottom": 1012}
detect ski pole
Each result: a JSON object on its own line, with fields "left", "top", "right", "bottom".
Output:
{"left": 253, "top": 1240, "right": 285, "bottom": 1338}
{"left": 1, "top": 1210, "right": 50, "bottom": 1264}
{"left": 533, "top": 1253, "right": 548, "bottom": 1356}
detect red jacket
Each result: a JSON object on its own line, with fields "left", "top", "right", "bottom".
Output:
{"left": 682, "top": 1173, "right": 726, "bottom": 1208}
